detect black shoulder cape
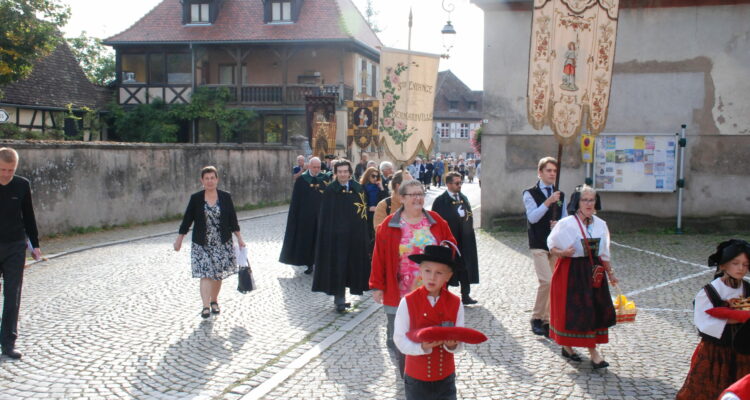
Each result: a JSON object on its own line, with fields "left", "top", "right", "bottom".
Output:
{"left": 312, "top": 179, "right": 372, "bottom": 295}
{"left": 279, "top": 171, "right": 331, "bottom": 266}
{"left": 431, "top": 190, "right": 479, "bottom": 284}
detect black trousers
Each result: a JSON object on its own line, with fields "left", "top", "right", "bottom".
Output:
{"left": 404, "top": 373, "right": 457, "bottom": 400}
{"left": 0, "top": 241, "right": 26, "bottom": 349}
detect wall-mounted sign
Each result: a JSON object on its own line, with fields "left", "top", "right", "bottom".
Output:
{"left": 0, "top": 109, "right": 9, "bottom": 123}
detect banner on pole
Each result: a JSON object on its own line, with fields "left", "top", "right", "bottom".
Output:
{"left": 346, "top": 100, "right": 379, "bottom": 149}
{"left": 379, "top": 48, "right": 440, "bottom": 163}
{"left": 527, "top": 0, "right": 620, "bottom": 144}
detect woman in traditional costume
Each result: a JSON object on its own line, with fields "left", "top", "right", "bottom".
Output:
{"left": 676, "top": 239, "right": 750, "bottom": 400}
{"left": 547, "top": 185, "right": 617, "bottom": 369}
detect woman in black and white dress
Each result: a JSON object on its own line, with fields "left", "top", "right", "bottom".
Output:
{"left": 174, "top": 166, "right": 246, "bottom": 318}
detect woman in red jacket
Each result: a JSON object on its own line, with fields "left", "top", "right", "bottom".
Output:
{"left": 370, "top": 179, "right": 456, "bottom": 371}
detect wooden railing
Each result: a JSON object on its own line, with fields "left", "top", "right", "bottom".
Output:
{"left": 200, "top": 84, "right": 353, "bottom": 105}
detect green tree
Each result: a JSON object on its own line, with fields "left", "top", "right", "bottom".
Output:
{"left": 0, "top": 0, "right": 70, "bottom": 88}
{"left": 67, "top": 31, "right": 115, "bottom": 86}
{"left": 364, "top": 0, "right": 381, "bottom": 33}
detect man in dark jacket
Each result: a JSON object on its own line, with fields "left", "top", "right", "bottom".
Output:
{"left": 279, "top": 157, "right": 331, "bottom": 274}
{"left": 312, "top": 160, "right": 371, "bottom": 313}
{"left": 0, "top": 147, "right": 42, "bottom": 359}
{"left": 431, "top": 171, "right": 479, "bottom": 305}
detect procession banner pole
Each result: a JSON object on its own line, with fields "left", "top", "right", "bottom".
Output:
{"left": 554, "top": 143, "right": 563, "bottom": 220}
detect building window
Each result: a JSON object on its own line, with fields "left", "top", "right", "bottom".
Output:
{"left": 459, "top": 123, "right": 470, "bottom": 138}
{"left": 467, "top": 101, "right": 477, "bottom": 111}
{"left": 272, "top": 1, "right": 292, "bottom": 21}
{"left": 149, "top": 54, "right": 165, "bottom": 84}
{"left": 121, "top": 54, "right": 146, "bottom": 84}
{"left": 448, "top": 101, "right": 459, "bottom": 111}
{"left": 219, "top": 64, "right": 248, "bottom": 85}
{"left": 438, "top": 122, "right": 450, "bottom": 138}
{"left": 191, "top": 3, "right": 210, "bottom": 23}
{"left": 167, "top": 54, "right": 191, "bottom": 84}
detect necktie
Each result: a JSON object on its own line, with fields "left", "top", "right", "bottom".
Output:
{"left": 545, "top": 186, "right": 552, "bottom": 197}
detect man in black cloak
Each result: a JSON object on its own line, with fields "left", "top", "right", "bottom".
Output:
{"left": 431, "top": 171, "right": 480, "bottom": 305}
{"left": 312, "top": 159, "right": 372, "bottom": 313}
{"left": 279, "top": 157, "right": 330, "bottom": 274}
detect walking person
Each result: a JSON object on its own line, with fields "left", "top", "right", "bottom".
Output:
{"left": 370, "top": 179, "right": 456, "bottom": 365}
{"left": 523, "top": 156, "right": 566, "bottom": 337}
{"left": 676, "top": 239, "right": 750, "bottom": 400}
{"left": 434, "top": 157, "right": 445, "bottom": 188}
{"left": 313, "top": 160, "right": 371, "bottom": 313}
{"left": 431, "top": 172, "right": 480, "bottom": 305}
{"left": 174, "top": 166, "right": 246, "bottom": 319}
{"left": 0, "top": 147, "right": 42, "bottom": 359}
{"left": 547, "top": 185, "right": 617, "bottom": 368}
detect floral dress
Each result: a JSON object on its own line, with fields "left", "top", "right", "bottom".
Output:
{"left": 397, "top": 216, "right": 437, "bottom": 297}
{"left": 191, "top": 202, "right": 237, "bottom": 280}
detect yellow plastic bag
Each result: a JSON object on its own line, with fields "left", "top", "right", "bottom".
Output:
{"left": 613, "top": 285, "right": 637, "bottom": 323}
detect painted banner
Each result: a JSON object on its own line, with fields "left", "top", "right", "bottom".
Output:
{"left": 527, "top": 0, "right": 620, "bottom": 144}
{"left": 346, "top": 100, "right": 379, "bottom": 149}
{"left": 379, "top": 48, "right": 440, "bottom": 162}
{"left": 305, "top": 96, "right": 337, "bottom": 159}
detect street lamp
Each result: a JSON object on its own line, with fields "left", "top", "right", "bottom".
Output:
{"left": 441, "top": 0, "right": 456, "bottom": 59}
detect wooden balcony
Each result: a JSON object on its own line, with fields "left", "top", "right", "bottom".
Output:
{"left": 200, "top": 84, "right": 353, "bottom": 105}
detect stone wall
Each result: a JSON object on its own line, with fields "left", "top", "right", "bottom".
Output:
{"left": 3, "top": 140, "right": 297, "bottom": 235}
{"left": 477, "top": 2, "right": 750, "bottom": 228}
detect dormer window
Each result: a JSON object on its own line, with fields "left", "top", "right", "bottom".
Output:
{"left": 191, "top": 3, "right": 210, "bottom": 23}
{"left": 272, "top": 1, "right": 292, "bottom": 22}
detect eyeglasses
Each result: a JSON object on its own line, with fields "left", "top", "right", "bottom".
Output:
{"left": 580, "top": 198, "right": 596, "bottom": 203}
{"left": 370, "top": 175, "right": 380, "bottom": 179}
{"left": 403, "top": 193, "right": 425, "bottom": 198}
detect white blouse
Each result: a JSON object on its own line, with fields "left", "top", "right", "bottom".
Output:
{"left": 694, "top": 278, "right": 745, "bottom": 339}
{"left": 547, "top": 215, "right": 611, "bottom": 261}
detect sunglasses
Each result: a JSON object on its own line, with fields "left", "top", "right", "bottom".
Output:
{"left": 370, "top": 175, "right": 380, "bottom": 179}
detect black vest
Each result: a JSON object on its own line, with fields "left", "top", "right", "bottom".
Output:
{"left": 525, "top": 184, "right": 561, "bottom": 251}
{"left": 699, "top": 280, "right": 750, "bottom": 349}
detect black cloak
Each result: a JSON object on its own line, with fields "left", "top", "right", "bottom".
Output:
{"left": 431, "top": 190, "right": 480, "bottom": 284}
{"left": 279, "top": 170, "right": 331, "bottom": 266}
{"left": 312, "top": 179, "right": 372, "bottom": 295}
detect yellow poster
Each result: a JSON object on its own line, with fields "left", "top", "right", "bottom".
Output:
{"left": 634, "top": 136, "right": 645, "bottom": 150}
{"left": 379, "top": 48, "right": 440, "bottom": 163}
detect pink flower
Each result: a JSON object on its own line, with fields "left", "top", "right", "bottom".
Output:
{"left": 383, "top": 93, "right": 394, "bottom": 103}
{"left": 396, "top": 120, "right": 406, "bottom": 130}
{"left": 383, "top": 117, "right": 394, "bottom": 128}
{"left": 390, "top": 74, "right": 400, "bottom": 85}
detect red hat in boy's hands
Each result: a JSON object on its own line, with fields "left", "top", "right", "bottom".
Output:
{"left": 406, "top": 326, "right": 488, "bottom": 344}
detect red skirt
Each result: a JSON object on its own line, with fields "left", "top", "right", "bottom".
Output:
{"left": 676, "top": 339, "right": 750, "bottom": 400}
{"left": 549, "top": 257, "right": 616, "bottom": 347}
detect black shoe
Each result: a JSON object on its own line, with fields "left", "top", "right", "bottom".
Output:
{"left": 335, "top": 303, "right": 351, "bottom": 313}
{"left": 542, "top": 323, "right": 550, "bottom": 338}
{"left": 304, "top": 265, "right": 313, "bottom": 275}
{"left": 462, "top": 296, "right": 478, "bottom": 305}
{"left": 209, "top": 302, "right": 220, "bottom": 314}
{"left": 561, "top": 348, "right": 582, "bottom": 362}
{"left": 1, "top": 348, "right": 22, "bottom": 359}
{"left": 531, "top": 319, "right": 545, "bottom": 336}
{"left": 201, "top": 307, "right": 211, "bottom": 318}
{"left": 592, "top": 360, "right": 609, "bottom": 369}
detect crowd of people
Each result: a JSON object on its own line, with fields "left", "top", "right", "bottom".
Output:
{"left": 2, "top": 145, "right": 748, "bottom": 400}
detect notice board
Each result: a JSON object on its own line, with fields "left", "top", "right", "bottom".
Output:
{"left": 593, "top": 134, "right": 678, "bottom": 192}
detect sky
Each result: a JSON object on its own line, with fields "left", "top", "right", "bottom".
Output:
{"left": 60, "top": 0, "right": 485, "bottom": 90}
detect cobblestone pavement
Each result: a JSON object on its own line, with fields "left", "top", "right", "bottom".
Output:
{"left": 0, "top": 181, "right": 744, "bottom": 399}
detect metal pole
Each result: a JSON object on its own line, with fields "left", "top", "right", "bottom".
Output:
{"left": 407, "top": 8, "right": 412, "bottom": 51}
{"left": 676, "top": 124, "right": 687, "bottom": 234}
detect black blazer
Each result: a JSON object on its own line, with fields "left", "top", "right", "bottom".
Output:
{"left": 178, "top": 190, "right": 240, "bottom": 246}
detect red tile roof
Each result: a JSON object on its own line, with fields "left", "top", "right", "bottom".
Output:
{"left": 105, "top": 0, "right": 382, "bottom": 53}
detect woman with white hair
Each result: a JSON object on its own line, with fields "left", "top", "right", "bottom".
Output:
{"left": 547, "top": 185, "right": 618, "bottom": 369}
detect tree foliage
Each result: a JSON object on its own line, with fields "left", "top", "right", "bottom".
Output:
{"left": 364, "top": 0, "right": 381, "bottom": 33}
{"left": 0, "top": 0, "right": 70, "bottom": 87}
{"left": 67, "top": 32, "right": 115, "bottom": 86}
{"left": 110, "top": 87, "right": 257, "bottom": 143}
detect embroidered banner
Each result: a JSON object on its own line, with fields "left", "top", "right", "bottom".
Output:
{"left": 527, "top": 0, "right": 620, "bottom": 144}
{"left": 379, "top": 48, "right": 440, "bottom": 163}
{"left": 305, "top": 96, "right": 337, "bottom": 160}
{"left": 346, "top": 100, "right": 379, "bottom": 149}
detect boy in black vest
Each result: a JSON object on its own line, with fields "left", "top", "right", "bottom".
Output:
{"left": 522, "top": 157, "right": 566, "bottom": 337}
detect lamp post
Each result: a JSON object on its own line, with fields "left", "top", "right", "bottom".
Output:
{"left": 441, "top": 0, "right": 457, "bottom": 59}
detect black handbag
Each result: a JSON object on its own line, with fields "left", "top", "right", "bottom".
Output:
{"left": 237, "top": 266, "right": 255, "bottom": 293}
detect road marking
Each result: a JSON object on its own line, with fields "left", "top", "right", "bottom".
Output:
{"left": 610, "top": 241, "right": 708, "bottom": 270}
{"left": 240, "top": 302, "right": 382, "bottom": 400}
{"left": 639, "top": 307, "right": 693, "bottom": 313}
{"left": 625, "top": 269, "right": 712, "bottom": 297}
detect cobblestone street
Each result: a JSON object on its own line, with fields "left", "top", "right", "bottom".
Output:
{"left": 0, "top": 181, "right": 742, "bottom": 399}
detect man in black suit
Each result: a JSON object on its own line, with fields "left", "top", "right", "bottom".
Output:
{"left": 431, "top": 172, "right": 479, "bottom": 305}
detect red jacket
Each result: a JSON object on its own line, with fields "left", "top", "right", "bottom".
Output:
{"left": 369, "top": 209, "right": 456, "bottom": 307}
{"left": 404, "top": 286, "right": 460, "bottom": 382}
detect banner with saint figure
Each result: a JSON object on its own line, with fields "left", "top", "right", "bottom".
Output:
{"left": 346, "top": 100, "right": 379, "bottom": 149}
{"left": 306, "top": 96, "right": 337, "bottom": 160}
{"left": 379, "top": 48, "right": 440, "bottom": 162}
{"left": 527, "top": 0, "right": 620, "bottom": 144}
